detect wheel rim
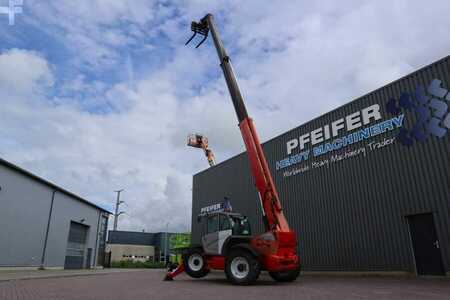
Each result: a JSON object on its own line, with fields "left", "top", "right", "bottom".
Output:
{"left": 230, "top": 256, "right": 249, "bottom": 279}
{"left": 188, "top": 253, "right": 203, "bottom": 272}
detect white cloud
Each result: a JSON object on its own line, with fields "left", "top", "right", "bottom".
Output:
{"left": 0, "top": 49, "right": 53, "bottom": 95}
{"left": 1, "top": 1, "right": 450, "bottom": 233}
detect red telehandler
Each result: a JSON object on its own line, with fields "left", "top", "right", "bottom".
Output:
{"left": 164, "top": 14, "right": 300, "bottom": 285}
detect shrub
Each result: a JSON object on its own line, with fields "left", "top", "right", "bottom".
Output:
{"left": 111, "top": 260, "right": 166, "bottom": 269}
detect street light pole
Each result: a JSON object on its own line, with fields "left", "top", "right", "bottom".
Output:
{"left": 113, "top": 189, "right": 125, "bottom": 231}
{"left": 164, "top": 222, "right": 169, "bottom": 264}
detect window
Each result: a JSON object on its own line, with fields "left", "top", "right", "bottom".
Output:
{"left": 232, "top": 217, "right": 251, "bottom": 236}
{"left": 219, "top": 215, "right": 232, "bottom": 231}
{"left": 207, "top": 215, "right": 218, "bottom": 233}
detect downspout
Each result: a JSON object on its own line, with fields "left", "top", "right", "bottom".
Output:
{"left": 93, "top": 210, "right": 101, "bottom": 267}
{"left": 40, "top": 190, "right": 56, "bottom": 270}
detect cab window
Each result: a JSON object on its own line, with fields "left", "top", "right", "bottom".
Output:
{"left": 207, "top": 215, "right": 218, "bottom": 233}
{"left": 219, "top": 215, "right": 232, "bottom": 231}
{"left": 232, "top": 217, "right": 251, "bottom": 236}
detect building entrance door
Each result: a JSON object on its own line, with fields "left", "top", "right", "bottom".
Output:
{"left": 408, "top": 213, "right": 445, "bottom": 276}
{"left": 64, "top": 222, "right": 89, "bottom": 269}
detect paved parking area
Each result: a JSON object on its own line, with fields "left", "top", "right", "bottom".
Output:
{"left": 0, "top": 269, "right": 449, "bottom": 299}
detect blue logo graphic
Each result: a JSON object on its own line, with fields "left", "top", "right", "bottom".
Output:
{"left": 386, "top": 79, "right": 450, "bottom": 146}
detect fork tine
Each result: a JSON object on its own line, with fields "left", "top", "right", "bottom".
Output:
{"left": 185, "top": 32, "right": 197, "bottom": 45}
{"left": 195, "top": 32, "right": 208, "bottom": 48}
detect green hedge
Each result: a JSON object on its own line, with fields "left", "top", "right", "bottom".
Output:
{"left": 111, "top": 260, "right": 166, "bottom": 269}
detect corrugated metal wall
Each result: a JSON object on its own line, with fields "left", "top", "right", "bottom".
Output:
{"left": 192, "top": 56, "right": 450, "bottom": 273}
{"left": 108, "top": 231, "right": 156, "bottom": 245}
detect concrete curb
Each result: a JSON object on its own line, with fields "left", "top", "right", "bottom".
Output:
{"left": 301, "top": 271, "right": 413, "bottom": 277}
{"left": 0, "top": 269, "right": 146, "bottom": 283}
{"left": 301, "top": 271, "right": 450, "bottom": 278}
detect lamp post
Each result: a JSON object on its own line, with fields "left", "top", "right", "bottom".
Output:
{"left": 164, "top": 222, "right": 169, "bottom": 264}
{"left": 113, "top": 189, "right": 125, "bottom": 231}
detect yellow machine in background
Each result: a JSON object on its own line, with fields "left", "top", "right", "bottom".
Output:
{"left": 168, "top": 233, "right": 191, "bottom": 266}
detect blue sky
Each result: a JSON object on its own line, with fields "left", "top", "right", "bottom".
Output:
{"left": 0, "top": 0, "right": 449, "bottom": 232}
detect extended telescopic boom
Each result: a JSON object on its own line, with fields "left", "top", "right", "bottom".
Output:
{"left": 187, "top": 14, "right": 290, "bottom": 232}
{"left": 163, "top": 14, "right": 299, "bottom": 283}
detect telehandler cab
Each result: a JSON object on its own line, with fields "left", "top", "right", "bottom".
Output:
{"left": 164, "top": 13, "right": 300, "bottom": 285}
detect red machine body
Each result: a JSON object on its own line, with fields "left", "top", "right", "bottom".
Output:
{"left": 165, "top": 14, "right": 299, "bottom": 285}
{"left": 239, "top": 118, "right": 298, "bottom": 271}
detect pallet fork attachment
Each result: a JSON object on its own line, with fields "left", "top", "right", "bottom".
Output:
{"left": 163, "top": 262, "right": 185, "bottom": 281}
{"left": 185, "top": 19, "right": 209, "bottom": 48}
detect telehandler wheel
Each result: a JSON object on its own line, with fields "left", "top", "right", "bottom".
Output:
{"left": 268, "top": 264, "right": 301, "bottom": 282}
{"left": 225, "top": 249, "right": 261, "bottom": 285}
{"left": 183, "top": 248, "right": 209, "bottom": 278}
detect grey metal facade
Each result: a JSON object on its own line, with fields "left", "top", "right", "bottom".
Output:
{"left": 192, "top": 56, "right": 450, "bottom": 274}
{"left": 108, "top": 231, "right": 157, "bottom": 246}
{"left": 0, "top": 158, "right": 110, "bottom": 269}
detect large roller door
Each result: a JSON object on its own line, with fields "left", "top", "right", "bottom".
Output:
{"left": 64, "top": 222, "right": 88, "bottom": 269}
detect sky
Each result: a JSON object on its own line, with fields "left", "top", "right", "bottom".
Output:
{"left": 0, "top": 0, "right": 449, "bottom": 233}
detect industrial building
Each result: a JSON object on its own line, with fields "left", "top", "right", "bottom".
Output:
{"left": 106, "top": 243, "right": 155, "bottom": 263}
{"left": 107, "top": 231, "right": 177, "bottom": 264}
{"left": 192, "top": 56, "right": 450, "bottom": 276}
{"left": 0, "top": 158, "right": 110, "bottom": 269}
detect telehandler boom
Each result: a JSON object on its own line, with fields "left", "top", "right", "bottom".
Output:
{"left": 164, "top": 13, "right": 300, "bottom": 285}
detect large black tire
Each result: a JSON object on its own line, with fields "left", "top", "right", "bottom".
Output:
{"left": 225, "top": 248, "right": 261, "bottom": 285}
{"left": 268, "top": 264, "right": 301, "bottom": 282}
{"left": 183, "top": 248, "right": 209, "bottom": 278}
